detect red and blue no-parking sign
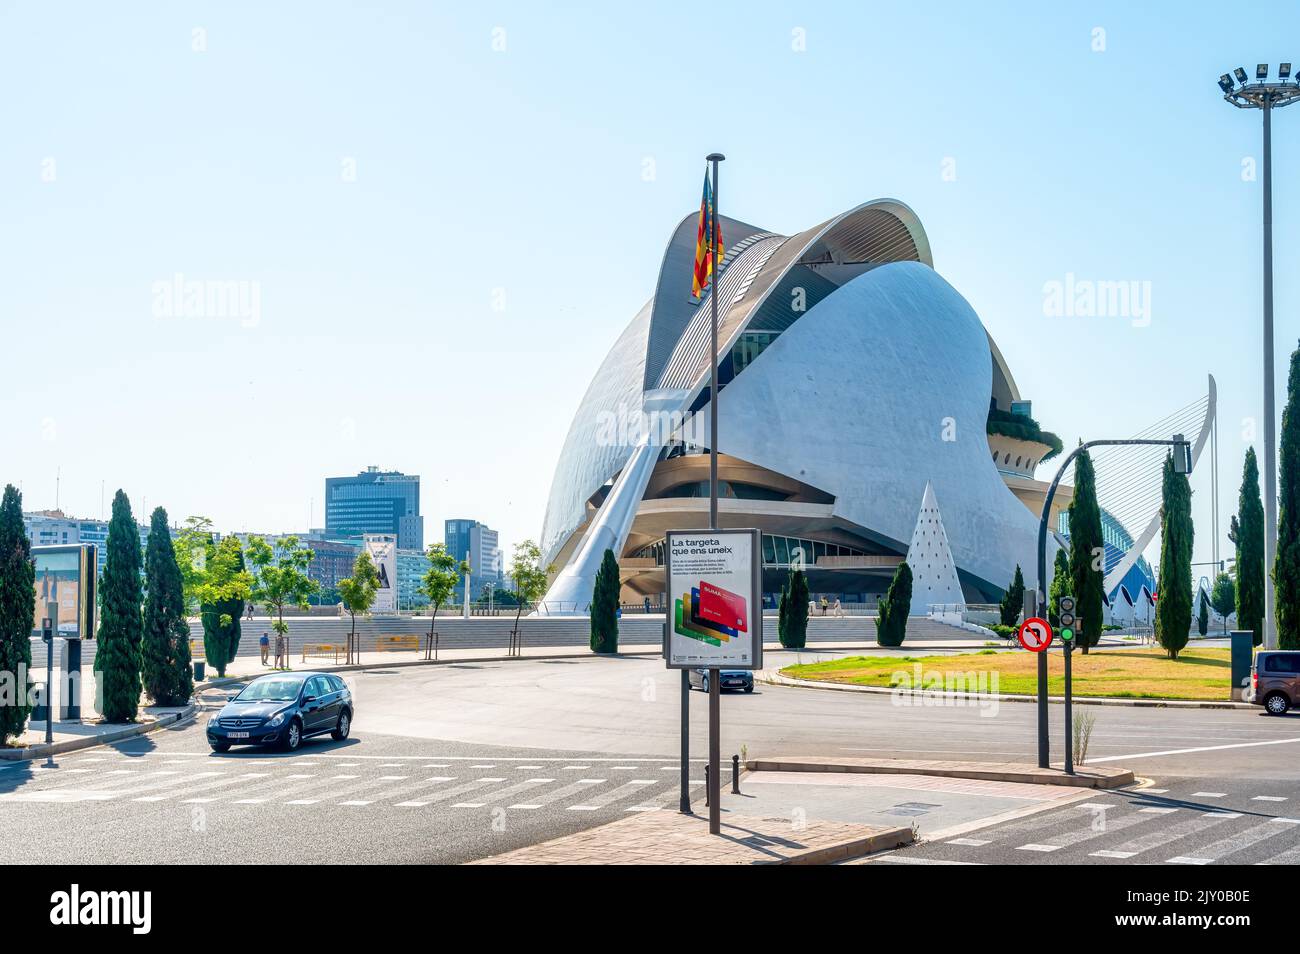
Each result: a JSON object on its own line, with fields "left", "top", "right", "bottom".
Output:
{"left": 1017, "top": 617, "right": 1053, "bottom": 652}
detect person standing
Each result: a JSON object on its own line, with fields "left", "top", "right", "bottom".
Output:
{"left": 259, "top": 632, "right": 270, "bottom": 666}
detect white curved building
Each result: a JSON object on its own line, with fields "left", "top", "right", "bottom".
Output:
{"left": 538, "top": 200, "right": 1063, "bottom": 613}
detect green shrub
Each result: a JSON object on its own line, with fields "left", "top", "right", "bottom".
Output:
{"left": 876, "top": 562, "right": 912, "bottom": 647}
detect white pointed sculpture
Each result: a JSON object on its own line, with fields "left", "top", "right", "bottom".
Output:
{"left": 905, "top": 481, "right": 965, "bottom": 616}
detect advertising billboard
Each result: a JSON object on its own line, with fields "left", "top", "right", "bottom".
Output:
{"left": 364, "top": 533, "right": 398, "bottom": 614}
{"left": 664, "top": 528, "right": 762, "bottom": 670}
{"left": 30, "top": 544, "right": 97, "bottom": 639}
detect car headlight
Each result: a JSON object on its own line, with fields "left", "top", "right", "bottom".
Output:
{"left": 207, "top": 717, "right": 219, "bottom": 730}
{"left": 269, "top": 711, "right": 286, "bottom": 727}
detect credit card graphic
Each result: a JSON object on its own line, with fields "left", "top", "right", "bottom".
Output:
{"left": 697, "top": 581, "right": 748, "bottom": 632}
{"left": 674, "top": 596, "right": 722, "bottom": 646}
{"left": 690, "top": 587, "right": 739, "bottom": 639}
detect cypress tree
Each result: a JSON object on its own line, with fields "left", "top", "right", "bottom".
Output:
{"left": 1198, "top": 589, "right": 1209, "bottom": 638}
{"left": 1155, "top": 455, "right": 1194, "bottom": 660}
{"left": 1048, "top": 548, "right": 1070, "bottom": 628}
{"left": 97, "top": 490, "right": 143, "bottom": 721}
{"left": 142, "top": 507, "right": 193, "bottom": 706}
{"left": 783, "top": 569, "right": 809, "bottom": 648}
{"left": 1235, "top": 447, "right": 1266, "bottom": 647}
{"left": 999, "top": 564, "right": 1025, "bottom": 626}
{"left": 1277, "top": 342, "right": 1300, "bottom": 649}
{"left": 1069, "top": 448, "right": 1106, "bottom": 653}
{"left": 589, "top": 548, "right": 619, "bottom": 654}
{"left": 777, "top": 582, "right": 789, "bottom": 643}
{"left": 876, "top": 561, "right": 912, "bottom": 647}
{"left": 0, "top": 485, "right": 35, "bottom": 744}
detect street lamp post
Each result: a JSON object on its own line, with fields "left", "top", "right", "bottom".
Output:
{"left": 1218, "top": 63, "right": 1300, "bottom": 650}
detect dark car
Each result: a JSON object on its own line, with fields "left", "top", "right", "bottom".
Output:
{"left": 1247, "top": 650, "right": 1300, "bottom": 715}
{"left": 687, "top": 669, "right": 753, "bottom": 693}
{"left": 207, "top": 672, "right": 353, "bottom": 752}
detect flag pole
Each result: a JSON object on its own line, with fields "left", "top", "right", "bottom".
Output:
{"left": 705, "top": 151, "right": 725, "bottom": 836}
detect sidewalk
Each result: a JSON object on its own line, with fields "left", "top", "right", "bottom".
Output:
{"left": 471, "top": 810, "right": 913, "bottom": 865}
{"left": 0, "top": 705, "right": 193, "bottom": 761}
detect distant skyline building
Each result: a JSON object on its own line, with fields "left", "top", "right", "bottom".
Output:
{"left": 324, "top": 466, "right": 423, "bottom": 551}
{"left": 444, "top": 518, "right": 501, "bottom": 602}
{"left": 23, "top": 509, "right": 158, "bottom": 577}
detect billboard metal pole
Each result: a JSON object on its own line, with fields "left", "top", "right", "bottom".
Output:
{"left": 705, "top": 151, "right": 725, "bottom": 837}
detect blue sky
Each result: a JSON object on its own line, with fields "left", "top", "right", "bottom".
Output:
{"left": 2, "top": 0, "right": 1297, "bottom": 578}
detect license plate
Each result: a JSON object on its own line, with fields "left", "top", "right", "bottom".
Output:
{"left": 228, "top": 731, "right": 250, "bottom": 739}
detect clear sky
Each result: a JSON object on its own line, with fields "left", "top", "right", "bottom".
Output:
{"left": 2, "top": 0, "right": 1297, "bottom": 581}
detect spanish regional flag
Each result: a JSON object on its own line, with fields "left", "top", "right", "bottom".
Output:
{"left": 691, "top": 171, "right": 725, "bottom": 300}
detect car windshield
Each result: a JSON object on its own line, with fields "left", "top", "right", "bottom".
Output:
{"left": 235, "top": 678, "right": 303, "bottom": 703}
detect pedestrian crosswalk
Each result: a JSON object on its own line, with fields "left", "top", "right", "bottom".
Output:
{"left": 902, "top": 786, "right": 1300, "bottom": 866}
{"left": 0, "top": 753, "right": 698, "bottom": 817}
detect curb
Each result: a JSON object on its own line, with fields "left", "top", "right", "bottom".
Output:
{"left": 0, "top": 705, "right": 197, "bottom": 762}
{"left": 757, "top": 669, "right": 1255, "bottom": 710}
{"left": 782, "top": 825, "right": 915, "bottom": 865}
{"left": 745, "top": 757, "right": 1135, "bottom": 789}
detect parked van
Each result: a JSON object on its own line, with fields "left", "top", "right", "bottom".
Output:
{"left": 1248, "top": 651, "right": 1300, "bottom": 715}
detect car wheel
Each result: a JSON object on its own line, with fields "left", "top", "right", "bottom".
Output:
{"left": 744, "top": 685, "right": 754, "bottom": 693}
{"left": 1264, "top": 692, "right": 1290, "bottom": 716}
{"left": 283, "top": 718, "right": 303, "bottom": 751}
{"left": 332, "top": 710, "right": 351, "bottom": 741}
{"left": 701, "top": 676, "right": 709, "bottom": 693}
{"left": 209, "top": 741, "right": 230, "bottom": 753}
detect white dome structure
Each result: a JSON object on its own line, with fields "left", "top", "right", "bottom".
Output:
{"left": 537, "top": 199, "right": 1052, "bottom": 613}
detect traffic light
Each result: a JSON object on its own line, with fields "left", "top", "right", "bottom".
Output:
{"left": 1059, "top": 596, "right": 1076, "bottom": 644}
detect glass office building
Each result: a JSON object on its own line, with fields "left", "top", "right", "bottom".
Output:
{"left": 324, "top": 467, "right": 423, "bottom": 551}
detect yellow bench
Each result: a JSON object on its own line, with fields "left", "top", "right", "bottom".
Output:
{"left": 376, "top": 635, "right": 420, "bottom": 653}
{"left": 301, "top": 643, "right": 340, "bottom": 663}
{"left": 190, "top": 639, "right": 204, "bottom": 660}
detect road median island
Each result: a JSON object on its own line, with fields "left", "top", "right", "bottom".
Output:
{"left": 0, "top": 705, "right": 196, "bottom": 761}
{"left": 772, "top": 646, "right": 1249, "bottom": 707}
{"left": 471, "top": 810, "right": 913, "bottom": 865}
{"left": 745, "top": 756, "right": 1134, "bottom": 789}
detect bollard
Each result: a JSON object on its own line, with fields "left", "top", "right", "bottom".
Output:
{"left": 704, "top": 765, "right": 710, "bottom": 807}
{"left": 732, "top": 754, "right": 741, "bottom": 794}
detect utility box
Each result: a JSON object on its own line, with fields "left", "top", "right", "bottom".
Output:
{"left": 1230, "top": 630, "right": 1254, "bottom": 701}
{"left": 59, "top": 637, "right": 82, "bottom": 721}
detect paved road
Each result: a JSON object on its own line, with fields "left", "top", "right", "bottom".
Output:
{"left": 351, "top": 651, "right": 1300, "bottom": 780}
{"left": 2, "top": 651, "right": 1293, "bottom": 863}
{"left": 0, "top": 726, "right": 707, "bottom": 864}
{"left": 866, "top": 777, "right": 1300, "bottom": 865}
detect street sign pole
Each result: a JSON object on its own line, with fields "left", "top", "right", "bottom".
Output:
{"left": 1059, "top": 596, "right": 1077, "bottom": 775}
{"left": 1063, "top": 639, "right": 1073, "bottom": 775}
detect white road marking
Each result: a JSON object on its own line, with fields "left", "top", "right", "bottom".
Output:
{"left": 1167, "top": 856, "right": 1212, "bottom": 865}
{"left": 1176, "top": 820, "right": 1296, "bottom": 863}
{"left": 285, "top": 799, "right": 318, "bottom": 805}
{"left": 1090, "top": 850, "right": 1137, "bottom": 859}
{"left": 945, "top": 838, "right": 991, "bottom": 847}
{"left": 1140, "top": 807, "right": 1179, "bottom": 814}
{"left": 567, "top": 780, "right": 659, "bottom": 811}
{"left": 452, "top": 802, "right": 487, "bottom": 808}
{"left": 1091, "top": 737, "right": 1300, "bottom": 763}
{"left": 1192, "top": 792, "right": 1226, "bottom": 798}
{"left": 1105, "top": 811, "right": 1234, "bottom": 857}
{"left": 1016, "top": 844, "right": 1062, "bottom": 852}
{"left": 1205, "top": 811, "right": 1243, "bottom": 819}
{"left": 339, "top": 800, "right": 372, "bottom": 806}
{"left": 1253, "top": 795, "right": 1288, "bottom": 802}
{"left": 873, "top": 856, "right": 981, "bottom": 865}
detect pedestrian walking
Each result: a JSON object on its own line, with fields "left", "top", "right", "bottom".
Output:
{"left": 259, "top": 632, "right": 270, "bottom": 666}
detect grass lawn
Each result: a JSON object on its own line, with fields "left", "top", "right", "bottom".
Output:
{"left": 781, "top": 647, "right": 1233, "bottom": 701}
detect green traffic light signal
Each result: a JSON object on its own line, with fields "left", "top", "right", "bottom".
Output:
{"left": 1061, "top": 627, "right": 1074, "bottom": 641}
